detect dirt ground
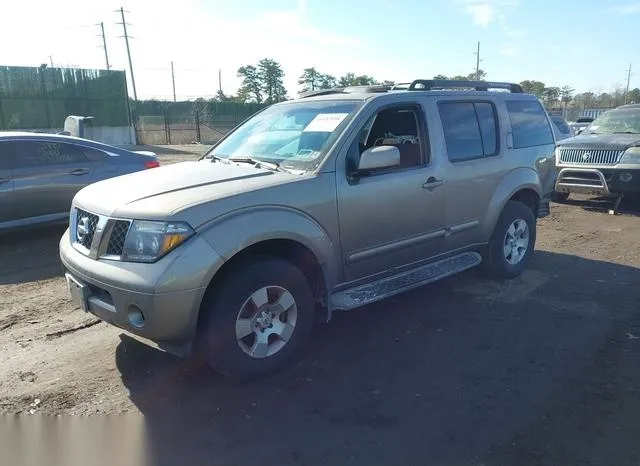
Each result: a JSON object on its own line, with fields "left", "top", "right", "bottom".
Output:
{"left": 1, "top": 146, "right": 639, "bottom": 465}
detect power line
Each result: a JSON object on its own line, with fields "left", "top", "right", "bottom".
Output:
{"left": 98, "top": 22, "right": 110, "bottom": 70}
{"left": 116, "top": 7, "right": 138, "bottom": 101}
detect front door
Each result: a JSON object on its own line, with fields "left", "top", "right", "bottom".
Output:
{"left": 11, "top": 140, "right": 95, "bottom": 222}
{"left": 336, "top": 102, "right": 447, "bottom": 283}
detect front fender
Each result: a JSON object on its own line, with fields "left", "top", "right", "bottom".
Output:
{"left": 198, "top": 205, "right": 340, "bottom": 289}
{"left": 481, "top": 168, "right": 542, "bottom": 239}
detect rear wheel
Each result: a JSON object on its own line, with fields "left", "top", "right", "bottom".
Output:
{"left": 482, "top": 200, "right": 536, "bottom": 280}
{"left": 196, "top": 255, "right": 315, "bottom": 379}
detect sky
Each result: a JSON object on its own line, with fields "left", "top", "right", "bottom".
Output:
{"left": 1, "top": 0, "right": 639, "bottom": 100}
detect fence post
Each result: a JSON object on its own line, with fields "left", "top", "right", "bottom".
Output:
{"left": 195, "top": 109, "right": 201, "bottom": 143}
{"left": 164, "top": 105, "right": 171, "bottom": 145}
{"left": 0, "top": 96, "right": 5, "bottom": 129}
{"left": 39, "top": 67, "right": 52, "bottom": 128}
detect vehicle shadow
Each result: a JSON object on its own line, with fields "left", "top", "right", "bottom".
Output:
{"left": 115, "top": 251, "right": 640, "bottom": 466}
{"left": 558, "top": 194, "right": 640, "bottom": 217}
{"left": 0, "top": 224, "right": 67, "bottom": 285}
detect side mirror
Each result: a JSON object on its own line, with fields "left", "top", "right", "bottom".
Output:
{"left": 357, "top": 145, "right": 400, "bottom": 171}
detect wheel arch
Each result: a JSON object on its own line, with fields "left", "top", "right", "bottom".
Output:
{"left": 482, "top": 168, "right": 542, "bottom": 240}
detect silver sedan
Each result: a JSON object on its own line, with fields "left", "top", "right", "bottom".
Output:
{"left": 0, "top": 132, "right": 159, "bottom": 230}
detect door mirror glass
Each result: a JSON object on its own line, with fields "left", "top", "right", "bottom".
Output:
{"left": 357, "top": 145, "right": 400, "bottom": 171}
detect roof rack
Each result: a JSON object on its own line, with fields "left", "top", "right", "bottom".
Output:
{"left": 408, "top": 79, "right": 523, "bottom": 93}
{"left": 299, "top": 85, "right": 391, "bottom": 98}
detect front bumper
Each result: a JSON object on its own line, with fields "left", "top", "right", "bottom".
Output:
{"left": 59, "top": 229, "right": 223, "bottom": 356}
{"left": 555, "top": 167, "right": 640, "bottom": 196}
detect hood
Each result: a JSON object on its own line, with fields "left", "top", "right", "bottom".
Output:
{"left": 557, "top": 133, "right": 640, "bottom": 151}
{"left": 73, "top": 160, "right": 296, "bottom": 218}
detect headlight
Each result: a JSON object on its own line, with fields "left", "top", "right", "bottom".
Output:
{"left": 121, "top": 220, "right": 195, "bottom": 263}
{"left": 620, "top": 147, "right": 640, "bottom": 164}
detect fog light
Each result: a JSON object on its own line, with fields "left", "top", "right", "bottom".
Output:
{"left": 127, "top": 305, "right": 145, "bottom": 328}
{"left": 619, "top": 172, "right": 633, "bottom": 183}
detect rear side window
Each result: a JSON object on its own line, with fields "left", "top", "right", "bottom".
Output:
{"left": 438, "top": 101, "right": 499, "bottom": 162}
{"left": 13, "top": 141, "right": 88, "bottom": 168}
{"left": 0, "top": 141, "right": 13, "bottom": 169}
{"left": 506, "top": 100, "right": 554, "bottom": 148}
{"left": 552, "top": 117, "right": 570, "bottom": 134}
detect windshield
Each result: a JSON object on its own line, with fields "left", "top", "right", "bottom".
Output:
{"left": 205, "top": 100, "right": 361, "bottom": 171}
{"left": 586, "top": 109, "right": 640, "bottom": 134}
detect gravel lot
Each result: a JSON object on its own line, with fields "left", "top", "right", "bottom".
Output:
{"left": 1, "top": 145, "right": 639, "bottom": 465}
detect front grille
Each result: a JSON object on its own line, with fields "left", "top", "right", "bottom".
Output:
{"left": 559, "top": 148, "right": 624, "bottom": 165}
{"left": 106, "top": 220, "right": 131, "bottom": 256}
{"left": 75, "top": 209, "right": 99, "bottom": 249}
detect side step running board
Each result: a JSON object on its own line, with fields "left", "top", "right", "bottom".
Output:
{"left": 330, "top": 251, "right": 482, "bottom": 311}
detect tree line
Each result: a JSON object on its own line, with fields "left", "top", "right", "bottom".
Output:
{"left": 211, "top": 57, "right": 640, "bottom": 109}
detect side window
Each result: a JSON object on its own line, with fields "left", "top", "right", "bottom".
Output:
{"left": 14, "top": 141, "right": 88, "bottom": 168}
{"left": 439, "top": 103, "right": 483, "bottom": 161}
{"left": 475, "top": 103, "right": 498, "bottom": 156}
{"left": 348, "top": 105, "right": 427, "bottom": 172}
{"left": 506, "top": 100, "right": 554, "bottom": 148}
{"left": 439, "top": 102, "right": 499, "bottom": 162}
{"left": 0, "top": 141, "right": 14, "bottom": 169}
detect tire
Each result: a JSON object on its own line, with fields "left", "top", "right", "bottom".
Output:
{"left": 482, "top": 200, "right": 536, "bottom": 280}
{"left": 552, "top": 191, "right": 569, "bottom": 202}
{"left": 196, "top": 255, "right": 315, "bottom": 380}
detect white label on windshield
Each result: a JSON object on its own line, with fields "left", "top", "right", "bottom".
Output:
{"left": 303, "top": 113, "right": 348, "bottom": 132}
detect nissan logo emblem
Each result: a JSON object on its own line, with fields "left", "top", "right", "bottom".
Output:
{"left": 582, "top": 152, "right": 592, "bottom": 161}
{"left": 77, "top": 217, "right": 91, "bottom": 242}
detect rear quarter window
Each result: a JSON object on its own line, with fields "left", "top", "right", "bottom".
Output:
{"left": 506, "top": 100, "right": 554, "bottom": 149}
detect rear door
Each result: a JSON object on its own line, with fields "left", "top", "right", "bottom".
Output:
{"left": 0, "top": 141, "right": 15, "bottom": 223}
{"left": 433, "top": 98, "right": 506, "bottom": 250}
{"left": 11, "top": 139, "right": 96, "bottom": 221}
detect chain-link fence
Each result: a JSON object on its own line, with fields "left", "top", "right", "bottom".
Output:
{"left": 133, "top": 102, "right": 266, "bottom": 145}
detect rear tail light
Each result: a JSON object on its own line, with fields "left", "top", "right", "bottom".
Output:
{"left": 144, "top": 160, "right": 160, "bottom": 169}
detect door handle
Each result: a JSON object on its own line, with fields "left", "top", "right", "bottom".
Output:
{"left": 422, "top": 176, "right": 444, "bottom": 190}
{"left": 69, "top": 168, "right": 89, "bottom": 176}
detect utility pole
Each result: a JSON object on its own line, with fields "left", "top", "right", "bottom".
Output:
{"left": 48, "top": 56, "right": 54, "bottom": 68}
{"left": 98, "top": 22, "right": 110, "bottom": 70}
{"left": 624, "top": 63, "right": 633, "bottom": 103}
{"left": 171, "top": 61, "right": 176, "bottom": 102}
{"left": 474, "top": 41, "right": 481, "bottom": 81}
{"left": 116, "top": 7, "right": 138, "bottom": 101}
{"left": 218, "top": 69, "right": 222, "bottom": 94}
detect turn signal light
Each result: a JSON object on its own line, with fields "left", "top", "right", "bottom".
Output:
{"left": 144, "top": 160, "right": 160, "bottom": 169}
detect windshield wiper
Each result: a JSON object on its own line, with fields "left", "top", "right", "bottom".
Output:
{"left": 613, "top": 131, "right": 640, "bottom": 134}
{"left": 228, "top": 156, "right": 282, "bottom": 171}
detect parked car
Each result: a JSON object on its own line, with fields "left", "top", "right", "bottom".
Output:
{"left": 549, "top": 114, "right": 574, "bottom": 140}
{"left": 555, "top": 104, "right": 640, "bottom": 201}
{"left": 568, "top": 116, "right": 595, "bottom": 136}
{"left": 0, "top": 132, "right": 159, "bottom": 231}
{"left": 60, "top": 80, "right": 556, "bottom": 378}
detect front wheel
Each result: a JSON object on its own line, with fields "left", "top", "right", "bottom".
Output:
{"left": 196, "top": 255, "right": 315, "bottom": 379}
{"left": 482, "top": 200, "right": 536, "bottom": 280}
